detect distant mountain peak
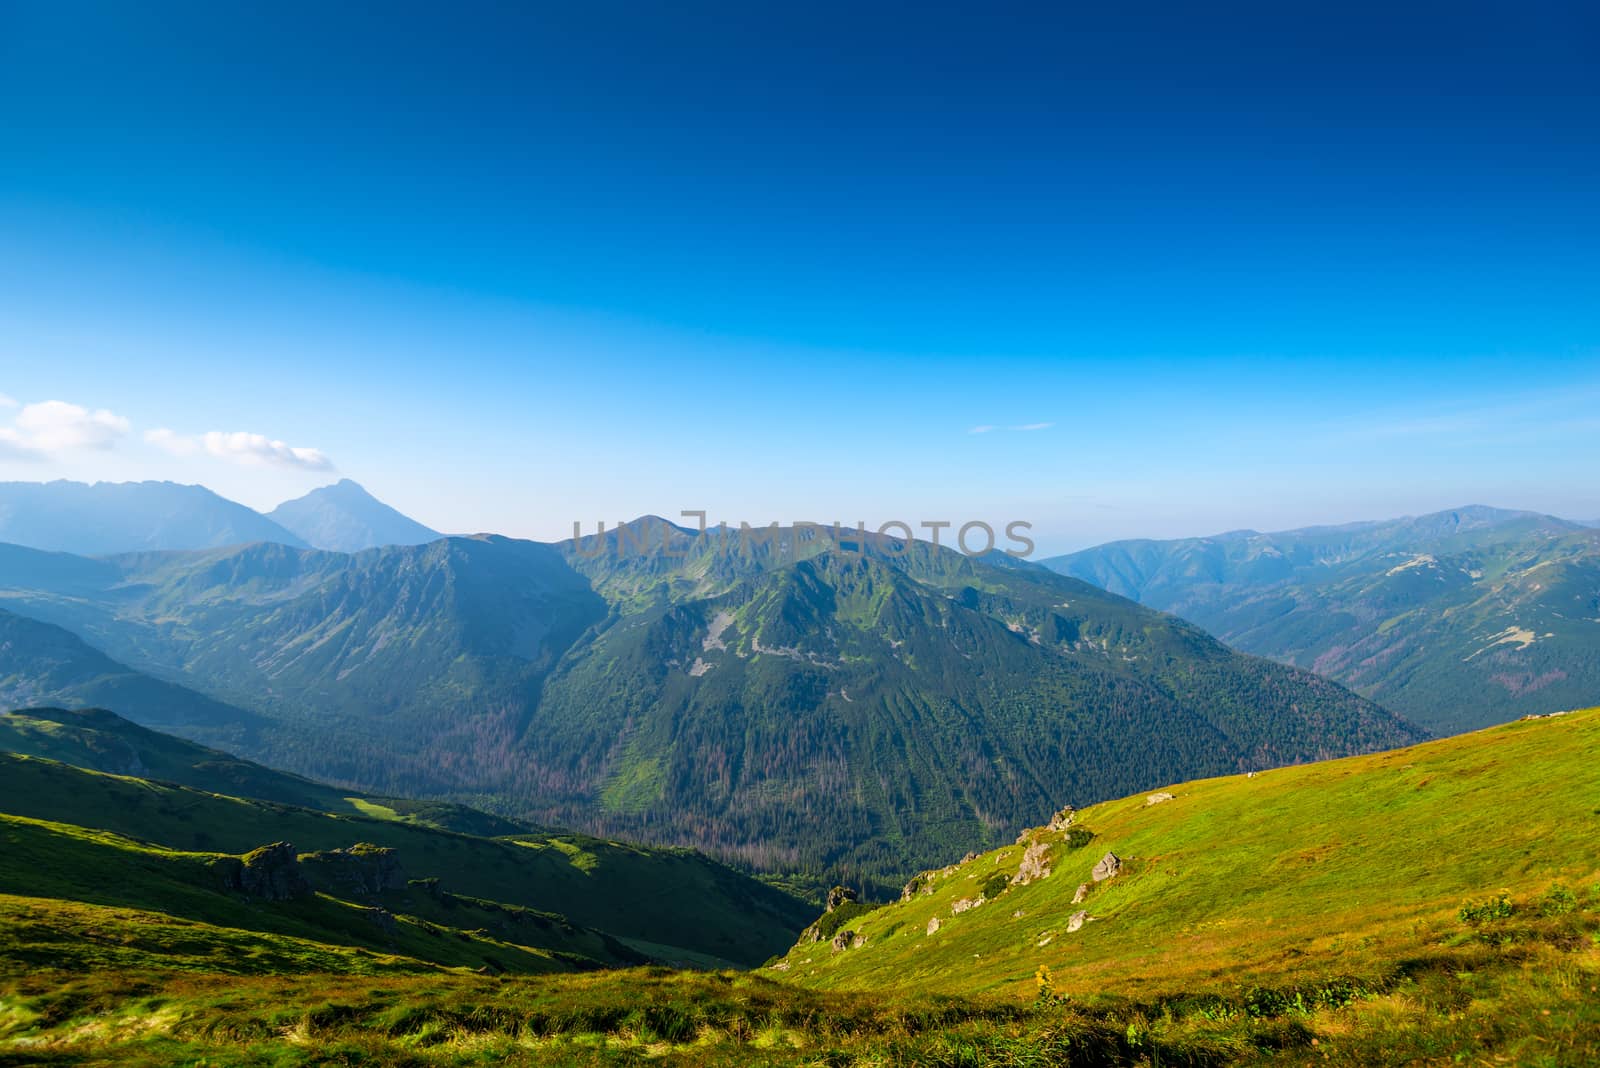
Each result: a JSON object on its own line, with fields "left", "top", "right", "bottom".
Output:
{"left": 0, "top": 479, "right": 306, "bottom": 555}
{"left": 267, "top": 480, "right": 440, "bottom": 552}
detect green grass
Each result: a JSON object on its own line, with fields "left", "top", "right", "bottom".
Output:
{"left": 1, "top": 925, "right": 1597, "bottom": 1066}
{"left": 0, "top": 815, "right": 598, "bottom": 975}
{"left": 771, "top": 707, "right": 1600, "bottom": 1000}
{"left": 2, "top": 709, "right": 1598, "bottom": 1064}
{"left": 0, "top": 753, "right": 813, "bottom": 965}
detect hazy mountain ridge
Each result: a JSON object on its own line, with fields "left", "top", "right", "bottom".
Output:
{"left": 1044, "top": 506, "right": 1600, "bottom": 731}
{"left": 0, "top": 521, "right": 1418, "bottom": 888}
{"left": 0, "top": 480, "right": 307, "bottom": 554}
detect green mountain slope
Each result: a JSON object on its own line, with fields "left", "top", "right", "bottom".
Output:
{"left": 1044, "top": 506, "right": 1600, "bottom": 732}
{"left": 535, "top": 526, "right": 1419, "bottom": 885}
{"left": 0, "top": 706, "right": 528, "bottom": 835}
{"left": 0, "top": 607, "right": 268, "bottom": 748}
{"left": 0, "top": 814, "right": 635, "bottom": 975}
{"left": 770, "top": 705, "right": 1600, "bottom": 998}
{"left": 0, "top": 523, "right": 1419, "bottom": 887}
{"left": 0, "top": 753, "right": 813, "bottom": 966}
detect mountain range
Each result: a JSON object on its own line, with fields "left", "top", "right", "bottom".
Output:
{"left": 0, "top": 478, "right": 440, "bottom": 555}
{"left": 1043, "top": 506, "right": 1600, "bottom": 732}
{"left": 0, "top": 518, "right": 1418, "bottom": 889}
{"left": 0, "top": 479, "right": 306, "bottom": 554}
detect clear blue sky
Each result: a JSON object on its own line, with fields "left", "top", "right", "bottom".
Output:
{"left": 1, "top": 1, "right": 1596, "bottom": 553}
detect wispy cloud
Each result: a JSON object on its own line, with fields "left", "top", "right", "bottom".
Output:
{"left": 0, "top": 393, "right": 17, "bottom": 409}
{"left": 144, "top": 428, "right": 201, "bottom": 457}
{"left": 969, "top": 421, "right": 1054, "bottom": 435}
{"left": 148, "top": 428, "right": 335, "bottom": 471}
{"left": 0, "top": 399, "right": 132, "bottom": 459}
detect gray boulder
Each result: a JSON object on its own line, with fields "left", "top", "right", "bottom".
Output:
{"left": 1091, "top": 851, "right": 1122, "bottom": 882}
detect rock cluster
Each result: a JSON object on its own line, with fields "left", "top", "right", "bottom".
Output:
{"left": 1145, "top": 792, "right": 1175, "bottom": 806}
{"left": 1091, "top": 851, "right": 1122, "bottom": 882}
{"left": 826, "top": 885, "right": 858, "bottom": 911}
{"left": 1010, "top": 839, "right": 1052, "bottom": 887}
{"left": 1046, "top": 806, "right": 1076, "bottom": 831}
{"left": 300, "top": 844, "right": 407, "bottom": 897}
{"left": 215, "top": 842, "right": 313, "bottom": 901}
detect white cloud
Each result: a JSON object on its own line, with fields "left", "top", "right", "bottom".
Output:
{"left": 0, "top": 431, "right": 42, "bottom": 461}
{"left": 1012, "top": 422, "right": 1054, "bottom": 432}
{"left": 144, "top": 427, "right": 334, "bottom": 471}
{"left": 144, "top": 427, "right": 201, "bottom": 456}
{"left": 0, "top": 399, "right": 132, "bottom": 458}
{"left": 202, "top": 430, "right": 334, "bottom": 471}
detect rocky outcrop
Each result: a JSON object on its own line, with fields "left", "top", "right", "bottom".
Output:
{"left": 926, "top": 916, "right": 941, "bottom": 935}
{"left": 830, "top": 930, "right": 856, "bottom": 951}
{"left": 1091, "top": 851, "right": 1122, "bottom": 882}
{"left": 900, "top": 872, "right": 934, "bottom": 901}
{"left": 215, "top": 842, "right": 313, "bottom": 901}
{"left": 826, "top": 885, "right": 858, "bottom": 911}
{"left": 1072, "top": 883, "right": 1089, "bottom": 904}
{"left": 951, "top": 896, "right": 983, "bottom": 915}
{"left": 1011, "top": 839, "right": 1052, "bottom": 887}
{"left": 1067, "top": 910, "right": 1090, "bottom": 933}
{"left": 1145, "top": 792, "right": 1175, "bottom": 806}
{"left": 1047, "top": 806, "right": 1076, "bottom": 831}
{"left": 299, "top": 844, "right": 407, "bottom": 897}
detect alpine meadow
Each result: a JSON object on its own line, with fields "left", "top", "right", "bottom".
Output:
{"left": 2, "top": 4, "right": 1597, "bottom": 1066}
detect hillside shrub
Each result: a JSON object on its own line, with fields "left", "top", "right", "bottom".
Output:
{"left": 1459, "top": 894, "right": 1514, "bottom": 926}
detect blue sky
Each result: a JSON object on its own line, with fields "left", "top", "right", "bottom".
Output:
{"left": 1, "top": 2, "right": 1597, "bottom": 553}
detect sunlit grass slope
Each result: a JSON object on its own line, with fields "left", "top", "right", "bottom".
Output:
{"left": 774, "top": 707, "right": 1600, "bottom": 998}
{"left": 0, "top": 754, "right": 812, "bottom": 965}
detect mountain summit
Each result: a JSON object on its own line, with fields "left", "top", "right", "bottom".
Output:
{"left": 267, "top": 479, "right": 440, "bottom": 552}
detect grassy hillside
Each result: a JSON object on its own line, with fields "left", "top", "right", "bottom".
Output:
{"left": 0, "top": 814, "right": 619, "bottom": 975}
{"left": 0, "top": 525, "right": 1415, "bottom": 889}
{"left": 0, "top": 706, "right": 528, "bottom": 835}
{"left": 1045, "top": 507, "right": 1600, "bottom": 731}
{"left": 0, "top": 754, "right": 813, "bottom": 966}
{"left": 771, "top": 706, "right": 1600, "bottom": 1000}
{"left": 0, "top": 714, "right": 1596, "bottom": 1065}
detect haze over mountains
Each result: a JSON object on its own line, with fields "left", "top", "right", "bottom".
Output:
{"left": 268, "top": 478, "right": 441, "bottom": 551}
{"left": 0, "top": 510, "right": 1414, "bottom": 889}
{"left": 2, "top": 480, "right": 1597, "bottom": 887}
{"left": 0, "top": 480, "right": 307, "bottom": 554}
{"left": 0, "top": 478, "right": 439, "bottom": 555}
{"left": 1044, "top": 506, "right": 1600, "bottom": 732}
